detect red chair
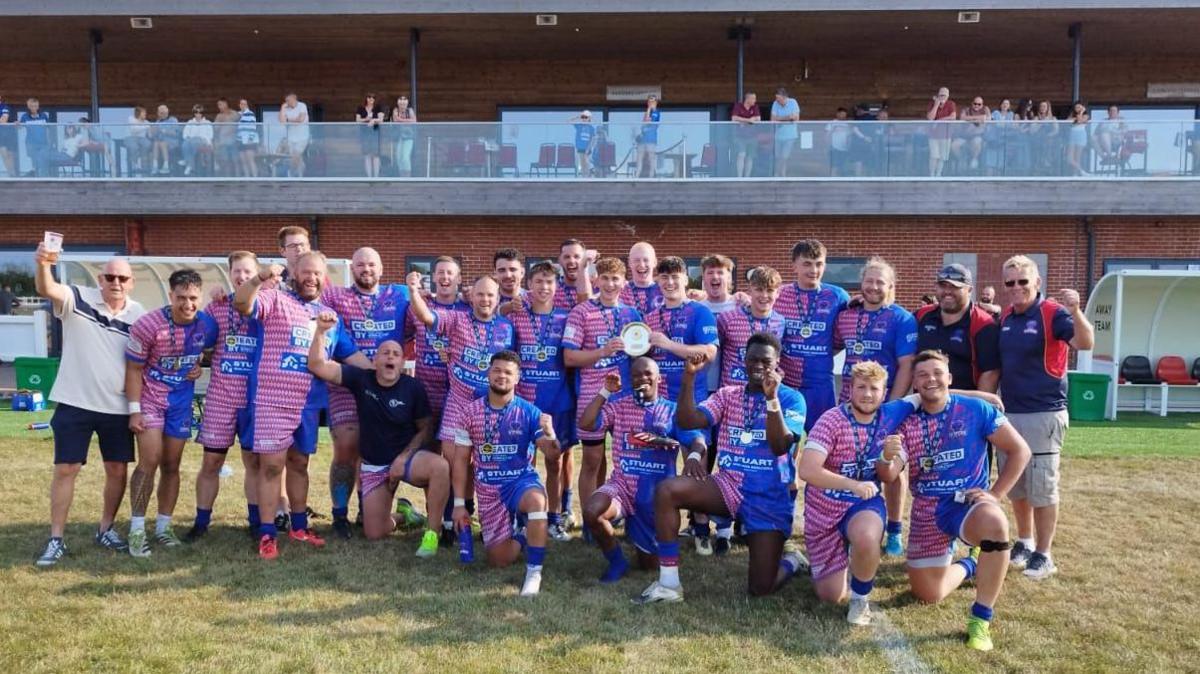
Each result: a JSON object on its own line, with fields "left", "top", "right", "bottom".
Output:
{"left": 554, "top": 143, "right": 576, "bottom": 176}
{"left": 1118, "top": 130, "right": 1148, "bottom": 175}
{"left": 529, "top": 143, "right": 555, "bottom": 177}
{"left": 441, "top": 142, "right": 467, "bottom": 176}
{"left": 497, "top": 143, "right": 519, "bottom": 177}
{"left": 464, "top": 141, "right": 488, "bottom": 177}
{"left": 691, "top": 143, "right": 717, "bottom": 177}
{"left": 1156, "top": 355, "right": 1199, "bottom": 385}
{"left": 596, "top": 141, "right": 616, "bottom": 176}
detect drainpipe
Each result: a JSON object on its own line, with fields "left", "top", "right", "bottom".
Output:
{"left": 1084, "top": 216, "right": 1095, "bottom": 297}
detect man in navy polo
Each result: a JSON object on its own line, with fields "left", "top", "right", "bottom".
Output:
{"left": 997, "top": 255, "right": 1093, "bottom": 581}
{"left": 915, "top": 264, "right": 1001, "bottom": 394}
{"left": 19, "top": 98, "right": 52, "bottom": 177}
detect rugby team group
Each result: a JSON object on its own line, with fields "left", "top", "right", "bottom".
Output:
{"left": 31, "top": 226, "right": 1093, "bottom": 651}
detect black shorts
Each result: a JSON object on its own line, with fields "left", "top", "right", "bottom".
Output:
{"left": 51, "top": 403, "right": 134, "bottom": 465}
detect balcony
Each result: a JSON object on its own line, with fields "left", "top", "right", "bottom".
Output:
{"left": 4, "top": 120, "right": 1200, "bottom": 217}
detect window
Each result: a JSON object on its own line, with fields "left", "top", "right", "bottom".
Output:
{"left": 1105, "top": 258, "right": 1200, "bottom": 273}
{"left": 824, "top": 257, "right": 867, "bottom": 291}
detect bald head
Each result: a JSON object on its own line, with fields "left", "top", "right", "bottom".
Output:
{"left": 98, "top": 258, "right": 133, "bottom": 306}
{"left": 351, "top": 247, "right": 382, "bottom": 292}
{"left": 629, "top": 242, "right": 658, "bottom": 284}
{"left": 470, "top": 276, "right": 500, "bottom": 319}
{"left": 373, "top": 339, "right": 405, "bottom": 383}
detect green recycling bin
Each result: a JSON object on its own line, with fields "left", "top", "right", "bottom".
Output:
{"left": 14, "top": 357, "right": 60, "bottom": 398}
{"left": 1067, "top": 372, "right": 1109, "bottom": 421}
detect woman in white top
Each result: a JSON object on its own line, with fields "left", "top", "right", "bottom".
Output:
{"left": 278, "top": 92, "right": 309, "bottom": 177}
{"left": 182, "top": 104, "right": 214, "bottom": 176}
{"left": 126, "top": 106, "right": 152, "bottom": 175}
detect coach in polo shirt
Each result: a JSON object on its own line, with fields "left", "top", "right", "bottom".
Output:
{"left": 34, "top": 243, "right": 146, "bottom": 566}
{"left": 997, "top": 254, "right": 1093, "bottom": 581}
{"left": 915, "top": 264, "right": 1001, "bottom": 393}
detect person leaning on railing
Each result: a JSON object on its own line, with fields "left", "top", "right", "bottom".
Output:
{"left": 235, "top": 99, "right": 259, "bottom": 178}
{"left": 390, "top": 94, "right": 417, "bottom": 177}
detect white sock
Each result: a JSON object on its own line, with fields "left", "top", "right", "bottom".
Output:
{"left": 156, "top": 514, "right": 172, "bottom": 534}
{"left": 851, "top": 590, "right": 870, "bottom": 601}
{"left": 1018, "top": 537, "right": 1034, "bottom": 549}
{"left": 443, "top": 520, "right": 454, "bottom": 530}
{"left": 659, "top": 565, "right": 680, "bottom": 588}
{"left": 277, "top": 508, "right": 287, "bottom": 517}
{"left": 130, "top": 516, "right": 145, "bottom": 533}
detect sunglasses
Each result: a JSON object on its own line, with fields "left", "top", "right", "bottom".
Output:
{"left": 102, "top": 274, "right": 132, "bottom": 283}
{"left": 1004, "top": 278, "right": 1031, "bottom": 287}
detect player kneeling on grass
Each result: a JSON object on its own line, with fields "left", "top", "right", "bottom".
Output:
{"left": 637, "top": 334, "right": 808, "bottom": 604}
{"left": 897, "top": 350, "right": 1030, "bottom": 652}
{"left": 451, "top": 351, "right": 560, "bottom": 597}
{"left": 798, "top": 360, "right": 912, "bottom": 626}
{"left": 308, "top": 314, "right": 447, "bottom": 557}
{"left": 579, "top": 359, "right": 707, "bottom": 584}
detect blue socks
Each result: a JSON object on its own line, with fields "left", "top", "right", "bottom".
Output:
{"left": 971, "top": 602, "right": 994, "bottom": 622}
{"left": 548, "top": 512, "right": 560, "bottom": 526}
{"left": 956, "top": 555, "right": 978, "bottom": 581}
{"left": 194, "top": 508, "right": 212, "bottom": 530}
{"left": 561, "top": 488, "right": 572, "bottom": 513}
{"left": 600, "top": 544, "right": 629, "bottom": 583}
{"left": 850, "top": 575, "right": 875, "bottom": 597}
{"left": 258, "top": 522, "right": 278, "bottom": 539}
{"left": 332, "top": 507, "right": 349, "bottom": 521}
{"left": 887, "top": 520, "right": 903, "bottom": 535}
{"left": 247, "top": 504, "right": 261, "bottom": 529}
{"left": 657, "top": 540, "right": 680, "bottom": 566}
{"left": 291, "top": 511, "right": 308, "bottom": 533}
{"left": 526, "top": 545, "right": 546, "bottom": 569}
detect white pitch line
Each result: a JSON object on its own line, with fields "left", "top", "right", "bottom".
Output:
{"left": 870, "top": 609, "right": 933, "bottom": 674}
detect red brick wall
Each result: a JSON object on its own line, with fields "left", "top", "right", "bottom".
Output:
{"left": 6, "top": 215, "right": 1197, "bottom": 307}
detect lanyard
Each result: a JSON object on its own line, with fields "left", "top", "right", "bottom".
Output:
{"left": 844, "top": 404, "right": 881, "bottom": 481}
{"left": 483, "top": 401, "right": 504, "bottom": 449}
{"left": 740, "top": 391, "right": 764, "bottom": 443}
{"left": 225, "top": 298, "right": 243, "bottom": 336}
{"left": 920, "top": 404, "right": 952, "bottom": 462}
{"left": 794, "top": 284, "right": 818, "bottom": 334}
{"left": 353, "top": 287, "right": 378, "bottom": 322}
{"left": 163, "top": 307, "right": 200, "bottom": 356}
{"left": 469, "top": 316, "right": 496, "bottom": 353}
{"left": 744, "top": 307, "right": 773, "bottom": 335}
{"left": 852, "top": 308, "right": 879, "bottom": 355}
{"left": 597, "top": 300, "right": 618, "bottom": 339}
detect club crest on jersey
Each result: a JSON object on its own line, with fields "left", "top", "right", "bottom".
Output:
{"left": 1024, "top": 320, "right": 1039, "bottom": 335}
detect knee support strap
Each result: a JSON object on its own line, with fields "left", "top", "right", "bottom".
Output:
{"left": 527, "top": 511, "right": 548, "bottom": 521}
{"left": 979, "top": 539, "right": 1011, "bottom": 553}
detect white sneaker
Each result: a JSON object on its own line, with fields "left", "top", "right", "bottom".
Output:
{"left": 694, "top": 535, "right": 713, "bottom": 556}
{"left": 782, "top": 539, "right": 810, "bottom": 575}
{"left": 1023, "top": 552, "right": 1057, "bottom": 580}
{"left": 549, "top": 522, "right": 570, "bottom": 542}
{"left": 633, "top": 580, "right": 684, "bottom": 604}
{"left": 520, "top": 568, "right": 543, "bottom": 597}
{"left": 847, "top": 597, "right": 872, "bottom": 626}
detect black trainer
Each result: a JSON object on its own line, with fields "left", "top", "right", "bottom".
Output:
{"left": 183, "top": 526, "right": 208, "bottom": 543}
{"left": 332, "top": 517, "right": 352, "bottom": 540}
{"left": 274, "top": 512, "right": 291, "bottom": 532}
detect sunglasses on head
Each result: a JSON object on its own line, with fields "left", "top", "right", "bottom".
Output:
{"left": 102, "top": 274, "right": 131, "bottom": 283}
{"left": 1004, "top": 278, "right": 1031, "bottom": 287}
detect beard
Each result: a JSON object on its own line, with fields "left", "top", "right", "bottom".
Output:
{"left": 489, "top": 383, "right": 512, "bottom": 396}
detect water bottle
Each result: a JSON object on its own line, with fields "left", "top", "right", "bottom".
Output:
{"left": 458, "top": 525, "right": 474, "bottom": 564}
{"left": 27, "top": 422, "right": 51, "bottom": 431}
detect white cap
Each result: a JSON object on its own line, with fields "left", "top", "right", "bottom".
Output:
{"left": 581, "top": 110, "right": 592, "bottom": 118}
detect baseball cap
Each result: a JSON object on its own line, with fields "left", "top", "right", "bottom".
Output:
{"left": 581, "top": 110, "right": 592, "bottom": 118}
{"left": 937, "top": 263, "right": 972, "bottom": 287}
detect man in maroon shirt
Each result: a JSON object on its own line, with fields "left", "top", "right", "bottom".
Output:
{"left": 925, "top": 87, "right": 957, "bottom": 177}
{"left": 732, "top": 92, "right": 762, "bottom": 177}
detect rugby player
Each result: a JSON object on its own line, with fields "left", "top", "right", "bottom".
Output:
{"left": 619, "top": 241, "right": 663, "bottom": 314}
{"left": 643, "top": 256, "right": 719, "bottom": 403}
{"left": 493, "top": 247, "right": 526, "bottom": 303}
{"left": 554, "top": 238, "right": 595, "bottom": 310}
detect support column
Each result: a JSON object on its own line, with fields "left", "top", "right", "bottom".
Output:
{"left": 1069, "top": 22, "right": 1082, "bottom": 102}
{"left": 409, "top": 28, "right": 421, "bottom": 111}
{"left": 729, "top": 24, "right": 751, "bottom": 102}
{"left": 89, "top": 29, "right": 103, "bottom": 123}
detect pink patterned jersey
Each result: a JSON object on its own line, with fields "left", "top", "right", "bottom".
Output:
{"left": 249, "top": 288, "right": 355, "bottom": 410}
{"left": 405, "top": 298, "right": 469, "bottom": 416}
{"left": 619, "top": 282, "right": 664, "bottom": 315}
{"left": 554, "top": 275, "right": 591, "bottom": 311}
{"left": 125, "top": 307, "right": 219, "bottom": 408}
{"left": 203, "top": 297, "right": 263, "bottom": 406}
{"left": 598, "top": 394, "right": 704, "bottom": 481}
{"left": 321, "top": 283, "right": 412, "bottom": 359}
{"left": 775, "top": 282, "right": 850, "bottom": 388}
{"left": 803, "top": 400, "right": 914, "bottom": 503}
{"left": 430, "top": 308, "right": 516, "bottom": 401}
{"left": 561, "top": 299, "right": 643, "bottom": 407}
{"left": 716, "top": 307, "right": 787, "bottom": 387}
{"left": 833, "top": 304, "right": 918, "bottom": 403}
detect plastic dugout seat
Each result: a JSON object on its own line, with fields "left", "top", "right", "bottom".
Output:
{"left": 1155, "top": 355, "right": 1198, "bottom": 385}
{"left": 1119, "top": 355, "right": 1160, "bottom": 385}
{"left": 1192, "top": 357, "right": 1200, "bottom": 381}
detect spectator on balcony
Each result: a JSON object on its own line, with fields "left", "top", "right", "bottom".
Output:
{"left": 150, "top": 104, "right": 181, "bottom": 175}
{"left": 925, "top": 87, "right": 957, "bottom": 177}
{"left": 75, "top": 116, "right": 115, "bottom": 177}
{"left": 213, "top": 98, "right": 239, "bottom": 177}
{"left": 634, "top": 94, "right": 660, "bottom": 179}
{"left": 126, "top": 106, "right": 152, "bottom": 176}
{"left": 986, "top": 99, "right": 1016, "bottom": 175}
{"left": 278, "top": 92, "right": 310, "bottom": 177}
{"left": 771, "top": 87, "right": 801, "bottom": 177}
{"left": 0, "top": 92, "right": 16, "bottom": 178}
{"left": 952, "top": 96, "right": 989, "bottom": 173}
{"left": 356, "top": 93, "right": 385, "bottom": 178}
{"left": 390, "top": 94, "right": 416, "bottom": 178}
{"left": 18, "top": 97, "right": 51, "bottom": 177}
{"left": 1031, "top": 100, "right": 1059, "bottom": 175}
{"left": 1065, "top": 101, "right": 1091, "bottom": 176}
{"left": 235, "top": 99, "right": 259, "bottom": 178}
{"left": 1093, "top": 105, "right": 1125, "bottom": 161}
{"left": 43, "top": 124, "right": 90, "bottom": 175}
{"left": 731, "top": 92, "right": 761, "bottom": 177}
{"left": 861, "top": 106, "right": 890, "bottom": 176}
{"left": 182, "top": 105, "right": 213, "bottom": 176}
{"left": 569, "top": 110, "right": 597, "bottom": 177}
{"left": 827, "top": 107, "right": 855, "bottom": 177}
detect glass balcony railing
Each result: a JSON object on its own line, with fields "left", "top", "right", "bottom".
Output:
{"left": 1, "top": 120, "right": 1197, "bottom": 180}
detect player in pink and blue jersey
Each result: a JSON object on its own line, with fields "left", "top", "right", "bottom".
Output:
{"left": 451, "top": 351, "right": 558, "bottom": 597}
{"left": 643, "top": 256, "right": 718, "bottom": 403}
{"left": 799, "top": 361, "right": 914, "bottom": 626}
{"left": 776, "top": 239, "right": 850, "bottom": 432}
{"left": 579, "top": 358, "right": 706, "bottom": 584}
{"left": 563, "top": 257, "right": 642, "bottom": 513}
{"left": 636, "top": 334, "right": 808, "bottom": 604}
{"left": 234, "top": 251, "right": 369, "bottom": 560}
{"left": 896, "top": 350, "right": 1031, "bottom": 652}
{"left": 716, "top": 265, "right": 787, "bottom": 388}
{"left": 553, "top": 238, "right": 594, "bottom": 311}
{"left": 493, "top": 247, "right": 527, "bottom": 304}
{"left": 124, "top": 269, "right": 219, "bottom": 556}
{"left": 320, "top": 246, "right": 412, "bottom": 538}
{"left": 506, "top": 261, "right": 576, "bottom": 540}
{"left": 404, "top": 255, "right": 469, "bottom": 423}
{"left": 188, "top": 251, "right": 265, "bottom": 542}
{"left": 619, "top": 241, "right": 664, "bottom": 314}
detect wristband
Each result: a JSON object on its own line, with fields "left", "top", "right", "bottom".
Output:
{"left": 687, "top": 451, "right": 703, "bottom": 463}
{"left": 128, "top": 402, "right": 142, "bottom": 414}
{"left": 453, "top": 498, "right": 466, "bottom": 508}
{"left": 765, "top": 398, "right": 782, "bottom": 413}
{"left": 599, "top": 388, "right": 613, "bottom": 400}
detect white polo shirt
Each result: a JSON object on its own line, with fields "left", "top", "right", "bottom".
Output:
{"left": 49, "top": 285, "right": 146, "bottom": 415}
